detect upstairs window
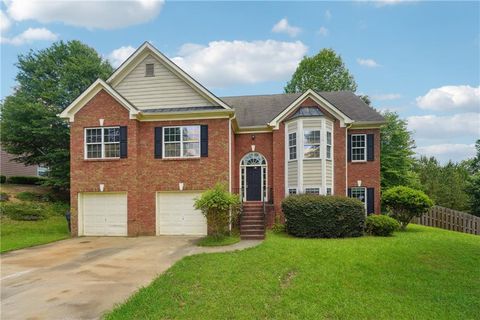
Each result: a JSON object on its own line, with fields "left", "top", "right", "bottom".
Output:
{"left": 164, "top": 126, "right": 200, "bottom": 158}
{"left": 145, "top": 63, "right": 155, "bottom": 77}
{"left": 288, "top": 132, "right": 297, "bottom": 160}
{"left": 326, "top": 131, "right": 332, "bottom": 160}
{"left": 304, "top": 129, "right": 321, "bottom": 159}
{"left": 351, "top": 134, "right": 366, "bottom": 161}
{"left": 85, "top": 127, "right": 120, "bottom": 159}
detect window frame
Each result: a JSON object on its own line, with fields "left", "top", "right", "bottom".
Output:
{"left": 304, "top": 187, "right": 321, "bottom": 195}
{"left": 326, "top": 131, "right": 332, "bottom": 160}
{"left": 350, "top": 187, "right": 367, "bottom": 210}
{"left": 288, "top": 132, "right": 297, "bottom": 161}
{"left": 326, "top": 187, "right": 332, "bottom": 196}
{"left": 145, "top": 63, "right": 155, "bottom": 77}
{"left": 303, "top": 129, "right": 321, "bottom": 159}
{"left": 162, "top": 125, "right": 201, "bottom": 159}
{"left": 288, "top": 188, "right": 297, "bottom": 195}
{"left": 351, "top": 134, "right": 367, "bottom": 162}
{"left": 84, "top": 126, "right": 120, "bottom": 160}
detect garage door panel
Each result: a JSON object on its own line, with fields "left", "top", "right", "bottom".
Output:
{"left": 82, "top": 193, "right": 127, "bottom": 236}
{"left": 157, "top": 192, "right": 207, "bottom": 236}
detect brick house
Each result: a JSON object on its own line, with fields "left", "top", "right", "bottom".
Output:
{"left": 60, "top": 42, "right": 384, "bottom": 239}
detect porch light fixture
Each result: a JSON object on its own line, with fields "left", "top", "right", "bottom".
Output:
{"left": 99, "top": 118, "right": 104, "bottom": 126}
{"left": 179, "top": 182, "right": 184, "bottom": 191}
{"left": 251, "top": 145, "right": 256, "bottom": 151}
{"left": 357, "top": 180, "right": 362, "bottom": 187}
{"left": 99, "top": 184, "right": 105, "bottom": 192}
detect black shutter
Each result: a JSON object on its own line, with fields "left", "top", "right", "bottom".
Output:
{"left": 367, "top": 188, "right": 375, "bottom": 215}
{"left": 119, "top": 126, "right": 128, "bottom": 158}
{"left": 347, "top": 134, "right": 352, "bottom": 162}
{"left": 200, "top": 125, "right": 208, "bottom": 157}
{"left": 348, "top": 188, "right": 352, "bottom": 197}
{"left": 367, "top": 134, "right": 374, "bottom": 161}
{"left": 154, "top": 127, "right": 163, "bottom": 158}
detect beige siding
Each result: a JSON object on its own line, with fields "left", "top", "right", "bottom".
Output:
{"left": 288, "top": 121, "right": 297, "bottom": 133}
{"left": 303, "top": 119, "right": 322, "bottom": 130}
{"left": 326, "top": 119, "right": 333, "bottom": 131}
{"left": 115, "top": 55, "right": 215, "bottom": 109}
{"left": 303, "top": 160, "right": 321, "bottom": 185}
{"left": 326, "top": 160, "right": 333, "bottom": 186}
{"left": 288, "top": 160, "right": 298, "bottom": 186}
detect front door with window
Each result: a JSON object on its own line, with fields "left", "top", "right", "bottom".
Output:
{"left": 246, "top": 166, "right": 262, "bottom": 201}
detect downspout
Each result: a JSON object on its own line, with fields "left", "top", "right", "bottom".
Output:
{"left": 345, "top": 123, "right": 353, "bottom": 196}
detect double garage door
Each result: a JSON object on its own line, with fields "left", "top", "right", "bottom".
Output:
{"left": 80, "top": 192, "right": 206, "bottom": 236}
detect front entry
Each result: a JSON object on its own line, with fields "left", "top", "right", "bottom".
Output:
{"left": 246, "top": 166, "right": 262, "bottom": 201}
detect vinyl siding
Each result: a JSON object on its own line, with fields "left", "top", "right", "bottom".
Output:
{"left": 114, "top": 55, "right": 215, "bottom": 109}
{"left": 326, "top": 119, "right": 333, "bottom": 132}
{"left": 303, "top": 160, "right": 321, "bottom": 185}
{"left": 303, "top": 119, "right": 321, "bottom": 130}
{"left": 326, "top": 160, "right": 333, "bottom": 186}
{"left": 288, "top": 160, "right": 298, "bottom": 186}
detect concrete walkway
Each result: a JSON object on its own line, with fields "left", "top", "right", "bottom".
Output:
{"left": 1, "top": 236, "right": 261, "bottom": 320}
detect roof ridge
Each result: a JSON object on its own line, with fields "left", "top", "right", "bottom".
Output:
{"left": 220, "top": 92, "right": 301, "bottom": 99}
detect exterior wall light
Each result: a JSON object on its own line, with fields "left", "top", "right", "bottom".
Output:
{"left": 99, "top": 118, "right": 104, "bottom": 126}
{"left": 357, "top": 180, "right": 362, "bottom": 187}
{"left": 179, "top": 182, "right": 184, "bottom": 191}
{"left": 99, "top": 184, "right": 105, "bottom": 192}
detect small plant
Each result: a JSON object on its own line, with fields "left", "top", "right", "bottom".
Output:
{"left": 0, "top": 202, "right": 47, "bottom": 221}
{"left": 271, "top": 216, "right": 286, "bottom": 234}
{"left": 194, "top": 183, "right": 241, "bottom": 239}
{"left": 0, "top": 175, "right": 6, "bottom": 184}
{"left": 7, "top": 176, "right": 45, "bottom": 185}
{"left": 383, "top": 186, "right": 433, "bottom": 230}
{"left": 0, "top": 192, "right": 9, "bottom": 202}
{"left": 365, "top": 215, "right": 399, "bottom": 236}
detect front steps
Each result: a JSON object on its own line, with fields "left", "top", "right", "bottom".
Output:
{"left": 240, "top": 202, "right": 265, "bottom": 240}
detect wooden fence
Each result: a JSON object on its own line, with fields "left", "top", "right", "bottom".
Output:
{"left": 413, "top": 206, "right": 480, "bottom": 235}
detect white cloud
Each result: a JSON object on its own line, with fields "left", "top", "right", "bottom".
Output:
{"left": 1, "top": 27, "right": 58, "bottom": 45}
{"left": 107, "top": 45, "right": 136, "bottom": 67}
{"left": 272, "top": 18, "right": 301, "bottom": 37}
{"left": 372, "top": 93, "right": 401, "bottom": 101}
{"left": 325, "top": 10, "right": 332, "bottom": 20}
{"left": 0, "top": 10, "right": 11, "bottom": 32}
{"left": 407, "top": 113, "right": 480, "bottom": 140}
{"left": 317, "top": 27, "right": 329, "bottom": 37}
{"left": 373, "top": 0, "right": 415, "bottom": 7}
{"left": 416, "top": 143, "right": 476, "bottom": 163}
{"left": 416, "top": 85, "right": 480, "bottom": 112}
{"left": 357, "top": 58, "right": 381, "bottom": 67}
{"left": 172, "top": 40, "right": 308, "bottom": 87}
{"left": 4, "top": 0, "right": 164, "bottom": 29}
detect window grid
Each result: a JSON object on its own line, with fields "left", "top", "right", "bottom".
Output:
{"left": 350, "top": 187, "right": 367, "bottom": 209}
{"left": 304, "top": 130, "right": 321, "bottom": 159}
{"left": 326, "top": 131, "right": 332, "bottom": 160}
{"left": 288, "top": 188, "right": 297, "bottom": 195}
{"left": 305, "top": 187, "right": 320, "bottom": 195}
{"left": 163, "top": 126, "right": 200, "bottom": 158}
{"left": 326, "top": 187, "right": 332, "bottom": 195}
{"left": 145, "top": 63, "right": 154, "bottom": 77}
{"left": 288, "top": 132, "right": 297, "bottom": 160}
{"left": 352, "top": 134, "right": 366, "bottom": 161}
{"left": 85, "top": 127, "right": 120, "bottom": 159}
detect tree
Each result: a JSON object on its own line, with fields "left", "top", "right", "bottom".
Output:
{"left": 465, "top": 140, "right": 480, "bottom": 216}
{"left": 285, "top": 48, "right": 357, "bottom": 93}
{"left": 380, "top": 111, "right": 419, "bottom": 190}
{"left": 1, "top": 41, "right": 113, "bottom": 190}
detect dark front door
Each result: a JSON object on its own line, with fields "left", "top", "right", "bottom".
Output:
{"left": 246, "top": 166, "right": 262, "bottom": 201}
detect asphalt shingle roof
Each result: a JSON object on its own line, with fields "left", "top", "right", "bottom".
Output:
{"left": 221, "top": 91, "right": 384, "bottom": 127}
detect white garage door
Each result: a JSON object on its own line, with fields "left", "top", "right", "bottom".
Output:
{"left": 156, "top": 192, "right": 207, "bottom": 235}
{"left": 81, "top": 193, "right": 127, "bottom": 236}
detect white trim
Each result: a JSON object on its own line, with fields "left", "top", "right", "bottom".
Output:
{"left": 84, "top": 126, "right": 121, "bottom": 160}
{"left": 162, "top": 125, "right": 201, "bottom": 159}
{"left": 229, "top": 118, "right": 232, "bottom": 193}
{"left": 107, "top": 42, "right": 231, "bottom": 110}
{"left": 351, "top": 133, "right": 367, "bottom": 162}
{"left": 288, "top": 131, "right": 297, "bottom": 161}
{"left": 321, "top": 118, "right": 327, "bottom": 195}
{"left": 239, "top": 152, "right": 268, "bottom": 202}
{"left": 59, "top": 79, "right": 139, "bottom": 122}
{"left": 268, "top": 89, "right": 353, "bottom": 129}
{"left": 331, "top": 121, "right": 335, "bottom": 195}
{"left": 298, "top": 120, "right": 304, "bottom": 193}
{"left": 284, "top": 123, "right": 289, "bottom": 196}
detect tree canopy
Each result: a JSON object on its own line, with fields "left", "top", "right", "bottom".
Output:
{"left": 284, "top": 48, "right": 357, "bottom": 93}
{"left": 0, "top": 40, "right": 113, "bottom": 190}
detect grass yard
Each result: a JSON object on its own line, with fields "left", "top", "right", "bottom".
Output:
{"left": 106, "top": 225, "right": 480, "bottom": 320}
{"left": 197, "top": 234, "right": 240, "bottom": 247}
{"left": 0, "top": 184, "right": 70, "bottom": 253}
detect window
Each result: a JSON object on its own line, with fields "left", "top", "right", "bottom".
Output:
{"left": 326, "top": 131, "right": 332, "bottom": 160}
{"left": 350, "top": 187, "right": 366, "bottom": 209}
{"left": 305, "top": 187, "right": 320, "bottom": 195}
{"left": 163, "top": 126, "right": 200, "bottom": 158}
{"left": 352, "top": 134, "right": 366, "bottom": 161}
{"left": 288, "top": 188, "right": 297, "bottom": 195}
{"left": 85, "top": 127, "right": 120, "bottom": 159}
{"left": 326, "top": 187, "right": 332, "bottom": 196}
{"left": 145, "top": 63, "right": 154, "bottom": 77}
{"left": 304, "top": 129, "right": 321, "bottom": 159}
{"left": 288, "top": 132, "right": 297, "bottom": 160}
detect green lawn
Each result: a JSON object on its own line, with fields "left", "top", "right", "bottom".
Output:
{"left": 197, "top": 234, "right": 240, "bottom": 247}
{"left": 106, "top": 225, "right": 480, "bottom": 320}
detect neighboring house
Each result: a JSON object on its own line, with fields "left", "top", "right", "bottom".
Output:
{"left": 0, "top": 147, "right": 47, "bottom": 177}
{"left": 60, "top": 42, "right": 384, "bottom": 239}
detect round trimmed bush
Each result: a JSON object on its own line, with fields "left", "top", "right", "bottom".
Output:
{"left": 365, "top": 215, "right": 399, "bottom": 236}
{"left": 282, "top": 194, "right": 365, "bottom": 238}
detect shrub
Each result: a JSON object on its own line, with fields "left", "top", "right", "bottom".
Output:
{"left": 0, "top": 192, "right": 9, "bottom": 202}
{"left": 282, "top": 194, "right": 365, "bottom": 238}
{"left": 365, "top": 215, "right": 400, "bottom": 236}
{"left": 16, "top": 191, "right": 44, "bottom": 202}
{"left": 0, "top": 202, "right": 47, "bottom": 221}
{"left": 7, "top": 176, "right": 45, "bottom": 185}
{"left": 0, "top": 175, "right": 6, "bottom": 183}
{"left": 383, "top": 186, "right": 434, "bottom": 230}
{"left": 194, "top": 183, "right": 241, "bottom": 238}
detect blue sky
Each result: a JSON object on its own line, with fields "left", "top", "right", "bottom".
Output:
{"left": 1, "top": 0, "right": 479, "bottom": 163}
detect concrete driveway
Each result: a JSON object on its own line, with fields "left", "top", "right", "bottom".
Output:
{"left": 1, "top": 236, "right": 260, "bottom": 320}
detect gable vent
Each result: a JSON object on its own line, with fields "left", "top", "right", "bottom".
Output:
{"left": 145, "top": 63, "right": 154, "bottom": 77}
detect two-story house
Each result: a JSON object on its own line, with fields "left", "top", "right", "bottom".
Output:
{"left": 60, "top": 42, "right": 384, "bottom": 239}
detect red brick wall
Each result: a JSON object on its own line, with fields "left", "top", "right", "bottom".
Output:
{"left": 347, "top": 128, "right": 381, "bottom": 214}
{"left": 70, "top": 90, "right": 230, "bottom": 236}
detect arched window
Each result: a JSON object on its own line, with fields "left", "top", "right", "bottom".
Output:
{"left": 240, "top": 152, "right": 267, "bottom": 166}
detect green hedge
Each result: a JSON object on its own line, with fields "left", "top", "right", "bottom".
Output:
{"left": 0, "top": 202, "right": 47, "bottom": 221}
{"left": 7, "top": 176, "right": 45, "bottom": 185}
{"left": 365, "top": 215, "right": 399, "bottom": 236}
{"left": 0, "top": 175, "right": 6, "bottom": 184}
{"left": 282, "top": 194, "right": 365, "bottom": 238}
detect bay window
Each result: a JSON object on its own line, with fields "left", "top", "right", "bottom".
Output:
{"left": 288, "top": 132, "right": 297, "bottom": 160}
{"left": 304, "top": 129, "right": 321, "bottom": 159}
{"left": 326, "top": 131, "right": 332, "bottom": 160}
